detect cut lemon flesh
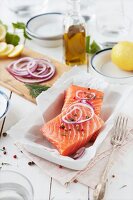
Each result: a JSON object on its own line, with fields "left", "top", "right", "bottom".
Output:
{"left": 0, "top": 24, "right": 6, "bottom": 42}
{"left": 0, "top": 44, "right": 14, "bottom": 57}
{"left": 0, "top": 42, "right": 7, "bottom": 53}
{"left": 8, "top": 44, "right": 24, "bottom": 58}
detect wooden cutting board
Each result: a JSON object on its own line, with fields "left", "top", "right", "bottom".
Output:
{"left": 0, "top": 48, "right": 71, "bottom": 103}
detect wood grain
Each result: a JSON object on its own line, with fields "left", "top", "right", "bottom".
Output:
{"left": 0, "top": 48, "right": 71, "bottom": 103}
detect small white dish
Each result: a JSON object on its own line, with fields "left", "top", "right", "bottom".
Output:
{"left": 90, "top": 48, "right": 133, "bottom": 84}
{"left": 0, "top": 90, "right": 9, "bottom": 120}
{"left": 26, "top": 12, "right": 63, "bottom": 47}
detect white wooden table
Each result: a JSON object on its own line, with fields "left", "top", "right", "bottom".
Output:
{"left": 0, "top": 0, "right": 133, "bottom": 199}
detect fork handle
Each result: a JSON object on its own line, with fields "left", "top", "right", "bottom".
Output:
{"left": 93, "top": 146, "right": 117, "bottom": 200}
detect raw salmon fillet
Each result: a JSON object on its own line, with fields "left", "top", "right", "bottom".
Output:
{"left": 41, "top": 101, "right": 104, "bottom": 156}
{"left": 62, "top": 85, "right": 104, "bottom": 116}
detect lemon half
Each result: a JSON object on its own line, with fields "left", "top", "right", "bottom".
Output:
{"left": 0, "top": 24, "right": 6, "bottom": 42}
{"left": 111, "top": 41, "right": 133, "bottom": 71}
{"left": 8, "top": 44, "right": 24, "bottom": 58}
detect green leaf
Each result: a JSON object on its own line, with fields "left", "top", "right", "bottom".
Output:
{"left": 12, "top": 22, "right": 25, "bottom": 29}
{"left": 89, "top": 40, "right": 101, "bottom": 54}
{"left": 23, "top": 28, "right": 31, "bottom": 40}
{"left": 6, "top": 32, "right": 20, "bottom": 46}
{"left": 25, "top": 84, "right": 50, "bottom": 98}
{"left": 86, "top": 35, "right": 90, "bottom": 53}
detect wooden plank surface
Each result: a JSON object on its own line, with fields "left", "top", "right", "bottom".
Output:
{"left": 0, "top": 48, "right": 71, "bottom": 103}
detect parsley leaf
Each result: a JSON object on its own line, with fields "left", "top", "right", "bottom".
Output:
{"left": 6, "top": 32, "right": 20, "bottom": 46}
{"left": 12, "top": 22, "right": 25, "bottom": 29}
{"left": 86, "top": 35, "right": 101, "bottom": 54}
{"left": 12, "top": 22, "right": 31, "bottom": 41}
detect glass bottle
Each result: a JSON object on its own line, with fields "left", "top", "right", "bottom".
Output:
{"left": 63, "top": 0, "right": 86, "bottom": 66}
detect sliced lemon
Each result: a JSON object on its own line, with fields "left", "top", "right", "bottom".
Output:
{"left": 8, "top": 44, "right": 24, "bottom": 58}
{"left": 0, "top": 44, "right": 14, "bottom": 57}
{"left": 0, "top": 42, "right": 7, "bottom": 53}
{"left": 0, "top": 24, "right": 6, "bottom": 42}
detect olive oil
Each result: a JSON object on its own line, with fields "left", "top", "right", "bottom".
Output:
{"left": 63, "top": 0, "right": 86, "bottom": 66}
{"left": 63, "top": 24, "right": 86, "bottom": 66}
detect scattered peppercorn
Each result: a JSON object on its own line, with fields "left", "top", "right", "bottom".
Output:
{"left": 2, "top": 147, "right": 5, "bottom": 150}
{"left": 69, "top": 118, "right": 75, "bottom": 122}
{"left": 28, "top": 161, "right": 35, "bottom": 166}
{"left": 28, "top": 161, "right": 32, "bottom": 166}
{"left": 59, "top": 165, "right": 63, "bottom": 168}
{"left": 20, "top": 151, "right": 23, "bottom": 153}
{"left": 13, "top": 155, "right": 17, "bottom": 159}
{"left": 88, "top": 88, "right": 90, "bottom": 90}
{"left": 112, "top": 175, "right": 115, "bottom": 178}
{"left": 3, "top": 151, "right": 6, "bottom": 155}
{"left": 60, "top": 124, "right": 65, "bottom": 129}
{"left": 2, "top": 132, "right": 7, "bottom": 137}
{"left": 73, "top": 179, "right": 78, "bottom": 183}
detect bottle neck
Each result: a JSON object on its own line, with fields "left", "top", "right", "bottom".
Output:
{"left": 67, "top": 0, "right": 81, "bottom": 16}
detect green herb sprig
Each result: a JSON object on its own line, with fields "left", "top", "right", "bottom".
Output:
{"left": 0, "top": 20, "right": 31, "bottom": 46}
{"left": 86, "top": 35, "right": 101, "bottom": 54}
{"left": 25, "top": 84, "right": 50, "bottom": 98}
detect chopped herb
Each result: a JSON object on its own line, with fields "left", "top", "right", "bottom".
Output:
{"left": 25, "top": 84, "right": 50, "bottom": 98}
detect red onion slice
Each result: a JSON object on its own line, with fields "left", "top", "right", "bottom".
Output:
{"left": 62, "top": 102, "right": 94, "bottom": 124}
{"left": 6, "top": 57, "right": 56, "bottom": 83}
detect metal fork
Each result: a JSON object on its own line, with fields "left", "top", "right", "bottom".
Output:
{"left": 93, "top": 115, "right": 128, "bottom": 200}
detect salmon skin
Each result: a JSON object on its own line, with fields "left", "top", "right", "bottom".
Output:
{"left": 62, "top": 85, "right": 104, "bottom": 116}
{"left": 41, "top": 85, "right": 104, "bottom": 156}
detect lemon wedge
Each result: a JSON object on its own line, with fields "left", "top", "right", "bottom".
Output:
{"left": 111, "top": 41, "right": 133, "bottom": 71}
{"left": 0, "top": 42, "right": 7, "bottom": 53}
{"left": 0, "top": 44, "right": 14, "bottom": 57}
{"left": 0, "top": 24, "right": 6, "bottom": 42}
{"left": 8, "top": 44, "right": 24, "bottom": 58}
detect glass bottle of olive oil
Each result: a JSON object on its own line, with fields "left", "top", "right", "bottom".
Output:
{"left": 63, "top": 0, "right": 86, "bottom": 66}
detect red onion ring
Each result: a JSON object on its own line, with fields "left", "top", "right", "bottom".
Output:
{"left": 7, "top": 57, "right": 56, "bottom": 83}
{"left": 62, "top": 102, "right": 94, "bottom": 124}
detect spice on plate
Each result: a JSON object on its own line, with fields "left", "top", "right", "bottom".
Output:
{"left": 2, "top": 132, "right": 7, "bottom": 137}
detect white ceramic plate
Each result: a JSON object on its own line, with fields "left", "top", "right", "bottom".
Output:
{"left": 26, "top": 12, "right": 63, "bottom": 47}
{"left": 0, "top": 90, "right": 9, "bottom": 119}
{"left": 90, "top": 48, "right": 133, "bottom": 84}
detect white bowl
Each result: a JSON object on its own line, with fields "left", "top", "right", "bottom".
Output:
{"left": 26, "top": 12, "right": 63, "bottom": 48}
{"left": 0, "top": 90, "right": 10, "bottom": 120}
{"left": 90, "top": 48, "right": 133, "bottom": 84}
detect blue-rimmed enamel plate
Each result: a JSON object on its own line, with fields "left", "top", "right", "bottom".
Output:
{"left": 90, "top": 48, "right": 133, "bottom": 84}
